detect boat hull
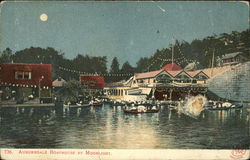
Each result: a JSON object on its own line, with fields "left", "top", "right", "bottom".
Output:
{"left": 123, "top": 109, "right": 159, "bottom": 114}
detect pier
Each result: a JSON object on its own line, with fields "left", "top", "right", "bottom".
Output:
{"left": 0, "top": 103, "right": 54, "bottom": 108}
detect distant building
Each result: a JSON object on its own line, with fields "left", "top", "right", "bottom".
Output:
{"left": 221, "top": 52, "right": 244, "bottom": 66}
{"left": 80, "top": 75, "right": 105, "bottom": 89}
{"left": 52, "top": 77, "right": 66, "bottom": 88}
{"left": 0, "top": 63, "right": 52, "bottom": 102}
{"left": 80, "top": 75, "right": 105, "bottom": 96}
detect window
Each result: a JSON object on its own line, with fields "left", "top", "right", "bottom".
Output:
{"left": 156, "top": 74, "right": 172, "bottom": 83}
{"left": 197, "top": 75, "right": 208, "bottom": 80}
{"left": 176, "top": 74, "right": 190, "bottom": 80}
{"left": 15, "top": 71, "right": 31, "bottom": 80}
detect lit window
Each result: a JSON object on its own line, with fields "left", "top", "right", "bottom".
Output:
{"left": 15, "top": 71, "right": 32, "bottom": 80}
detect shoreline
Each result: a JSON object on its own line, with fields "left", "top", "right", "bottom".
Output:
{"left": 0, "top": 103, "right": 55, "bottom": 108}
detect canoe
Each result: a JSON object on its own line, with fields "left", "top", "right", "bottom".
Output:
{"left": 123, "top": 109, "right": 159, "bottom": 114}
{"left": 92, "top": 103, "right": 103, "bottom": 107}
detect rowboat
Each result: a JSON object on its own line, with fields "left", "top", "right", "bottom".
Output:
{"left": 123, "top": 105, "right": 159, "bottom": 114}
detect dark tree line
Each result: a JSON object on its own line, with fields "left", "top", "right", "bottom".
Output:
{"left": 1, "top": 29, "right": 249, "bottom": 82}
{"left": 137, "top": 29, "right": 250, "bottom": 72}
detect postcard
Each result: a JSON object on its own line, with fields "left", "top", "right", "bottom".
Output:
{"left": 0, "top": 1, "right": 249, "bottom": 160}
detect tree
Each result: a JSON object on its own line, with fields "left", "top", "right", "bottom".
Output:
{"left": 108, "top": 57, "right": 122, "bottom": 82}
{"left": 121, "top": 61, "right": 134, "bottom": 73}
{"left": 0, "top": 48, "right": 13, "bottom": 63}
{"left": 136, "top": 57, "right": 149, "bottom": 72}
{"left": 56, "top": 80, "right": 83, "bottom": 103}
{"left": 121, "top": 61, "right": 135, "bottom": 80}
{"left": 110, "top": 57, "right": 120, "bottom": 73}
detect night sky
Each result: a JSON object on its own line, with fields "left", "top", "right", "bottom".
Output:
{"left": 0, "top": 1, "right": 249, "bottom": 66}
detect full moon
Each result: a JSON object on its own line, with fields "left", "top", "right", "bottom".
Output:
{"left": 40, "top": 13, "right": 48, "bottom": 21}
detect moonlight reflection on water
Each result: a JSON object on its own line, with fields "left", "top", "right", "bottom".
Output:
{"left": 0, "top": 104, "right": 249, "bottom": 149}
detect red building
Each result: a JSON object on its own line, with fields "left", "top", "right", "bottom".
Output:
{"left": 0, "top": 63, "right": 52, "bottom": 102}
{"left": 80, "top": 75, "right": 105, "bottom": 89}
{"left": 0, "top": 63, "right": 52, "bottom": 87}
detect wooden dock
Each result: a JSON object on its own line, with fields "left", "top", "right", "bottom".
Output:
{"left": 0, "top": 103, "right": 55, "bottom": 108}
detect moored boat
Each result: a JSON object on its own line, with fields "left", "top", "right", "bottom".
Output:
{"left": 92, "top": 102, "right": 103, "bottom": 107}
{"left": 75, "top": 101, "right": 91, "bottom": 107}
{"left": 205, "top": 101, "right": 243, "bottom": 110}
{"left": 123, "top": 105, "right": 159, "bottom": 114}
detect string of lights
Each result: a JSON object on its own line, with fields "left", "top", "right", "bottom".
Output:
{"left": 143, "top": 43, "right": 196, "bottom": 71}
{"left": 58, "top": 66, "right": 134, "bottom": 77}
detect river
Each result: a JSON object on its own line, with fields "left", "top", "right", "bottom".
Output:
{"left": 0, "top": 104, "right": 249, "bottom": 149}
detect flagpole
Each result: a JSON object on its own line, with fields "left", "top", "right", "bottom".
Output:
{"left": 172, "top": 37, "right": 174, "bottom": 64}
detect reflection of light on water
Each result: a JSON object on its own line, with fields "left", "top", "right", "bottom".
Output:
{"left": 168, "top": 110, "right": 172, "bottom": 120}
{"left": 1, "top": 104, "right": 249, "bottom": 148}
{"left": 117, "top": 106, "right": 121, "bottom": 111}
{"left": 29, "top": 108, "right": 34, "bottom": 117}
{"left": 218, "top": 110, "right": 229, "bottom": 124}
{"left": 16, "top": 107, "right": 20, "bottom": 114}
{"left": 151, "top": 113, "right": 159, "bottom": 122}
{"left": 106, "top": 119, "right": 159, "bottom": 148}
{"left": 76, "top": 108, "right": 81, "bottom": 117}
{"left": 90, "top": 106, "right": 95, "bottom": 113}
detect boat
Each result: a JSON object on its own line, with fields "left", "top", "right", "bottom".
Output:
{"left": 89, "top": 98, "right": 104, "bottom": 107}
{"left": 75, "top": 101, "right": 91, "bottom": 107}
{"left": 110, "top": 100, "right": 126, "bottom": 106}
{"left": 92, "top": 102, "right": 103, "bottom": 107}
{"left": 205, "top": 101, "right": 243, "bottom": 110}
{"left": 123, "top": 105, "right": 159, "bottom": 114}
{"left": 168, "top": 102, "right": 179, "bottom": 110}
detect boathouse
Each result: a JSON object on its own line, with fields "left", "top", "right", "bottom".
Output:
{"left": 132, "top": 63, "right": 209, "bottom": 100}
{"left": 105, "top": 63, "right": 210, "bottom": 101}
{"left": 0, "top": 63, "right": 52, "bottom": 103}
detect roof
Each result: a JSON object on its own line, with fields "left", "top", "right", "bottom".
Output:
{"left": 162, "top": 63, "right": 183, "bottom": 71}
{"left": 106, "top": 82, "right": 124, "bottom": 87}
{"left": 135, "top": 69, "right": 164, "bottom": 79}
{"left": 134, "top": 66, "right": 212, "bottom": 80}
{"left": 0, "top": 63, "right": 52, "bottom": 87}
{"left": 198, "top": 65, "right": 232, "bottom": 78}
{"left": 52, "top": 77, "right": 66, "bottom": 87}
{"left": 221, "top": 52, "right": 242, "bottom": 60}
{"left": 80, "top": 75, "right": 105, "bottom": 89}
{"left": 167, "top": 70, "right": 182, "bottom": 77}
{"left": 186, "top": 71, "right": 200, "bottom": 77}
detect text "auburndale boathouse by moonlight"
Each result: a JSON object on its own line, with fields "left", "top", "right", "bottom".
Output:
{"left": 18, "top": 149, "right": 111, "bottom": 156}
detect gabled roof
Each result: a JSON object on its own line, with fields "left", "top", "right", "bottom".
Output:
{"left": 134, "top": 68, "right": 211, "bottom": 80}
{"left": 174, "top": 70, "right": 192, "bottom": 78}
{"left": 192, "top": 71, "right": 209, "bottom": 79}
{"left": 221, "top": 52, "right": 242, "bottom": 60}
{"left": 135, "top": 69, "right": 163, "bottom": 79}
{"left": 167, "top": 70, "right": 182, "bottom": 77}
{"left": 123, "top": 76, "right": 135, "bottom": 86}
{"left": 162, "top": 63, "right": 183, "bottom": 71}
{"left": 186, "top": 71, "right": 200, "bottom": 77}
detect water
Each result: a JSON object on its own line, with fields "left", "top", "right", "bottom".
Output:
{"left": 0, "top": 104, "right": 249, "bottom": 149}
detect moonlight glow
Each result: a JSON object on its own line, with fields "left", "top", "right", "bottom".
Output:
{"left": 40, "top": 13, "right": 48, "bottom": 21}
